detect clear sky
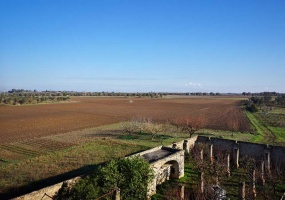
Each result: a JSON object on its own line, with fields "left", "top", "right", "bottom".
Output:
{"left": 0, "top": 0, "right": 284, "bottom": 93}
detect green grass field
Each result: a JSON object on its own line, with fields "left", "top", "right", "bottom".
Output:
{"left": 244, "top": 107, "right": 285, "bottom": 145}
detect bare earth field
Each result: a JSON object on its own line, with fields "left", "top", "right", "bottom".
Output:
{"left": 0, "top": 96, "right": 252, "bottom": 198}
{"left": 0, "top": 96, "right": 250, "bottom": 144}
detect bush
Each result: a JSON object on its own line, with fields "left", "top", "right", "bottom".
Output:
{"left": 71, "top": 157, "right": 154, "bottom": 200}
{"left": 246, "top": 103, "right": 258, "bottom": 113}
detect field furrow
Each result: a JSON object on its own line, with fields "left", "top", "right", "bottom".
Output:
{"left": 0, "top": 96, "right": 251, "bottom": 144}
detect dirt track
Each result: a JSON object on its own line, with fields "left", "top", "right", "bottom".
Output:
{"left": 0, "top": 96, "right": 250, "bottom": 144}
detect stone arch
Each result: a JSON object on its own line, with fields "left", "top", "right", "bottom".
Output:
{"left": 155, "top": 160, "right": 180, "bottom": 186}
{"left": 165, "top": 160, "right": 180, "bottom": 179}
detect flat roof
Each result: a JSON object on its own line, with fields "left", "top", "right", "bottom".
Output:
{"left": 142, "top": 147, "right": 179, "bottom": 163}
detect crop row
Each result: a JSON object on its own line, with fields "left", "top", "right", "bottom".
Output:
{"left": 0, "top": 144, "right": 42, "bottom": 158}
{"left": 22, "top": 139, "right": 74, "bottom": 151}
{"left": 0, "top": 139, "right": 75, "bottom": 164}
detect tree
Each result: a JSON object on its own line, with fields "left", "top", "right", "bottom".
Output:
{"left": 70, "top": 157, "right": 154, "bottom": 200}
{"left": 143, "top": 118, "right": 163, "bottom": 140}
{"left": 171, "top": 118, "right": 184, "bottom": 132}
{"left": 229, "top": 120, "right": 239, "bottom": 137}
{"left": 122, "top": 117, "right": 163, "bottom": 140}
{"left": 179, "top": 116, "right": 207, "bottom": 138}
{"left": 122, "top": 117, "right": 147, "bottom": 135}
{"left": 263, "top": 94, "right": 272, "bottom": 104}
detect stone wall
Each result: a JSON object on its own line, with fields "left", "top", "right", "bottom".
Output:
{"left": 146, "top": 147, "right": 185, "bottom": 198}
{"left": 166, "top": 135, "right": 198, "bottom": 150}
{"left": 196, "top": 136, "right": 285, "bottom": 167}
{"left": 12, "top": 176, "right": 81, "bottom": 200}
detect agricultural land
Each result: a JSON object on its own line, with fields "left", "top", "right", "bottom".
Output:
{"left": 0, "top": 96, "right": 284, "bottom": 199}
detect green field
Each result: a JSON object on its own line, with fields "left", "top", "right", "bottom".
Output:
{"left": 244, "top": 107, "right": 285, "bottom": 145}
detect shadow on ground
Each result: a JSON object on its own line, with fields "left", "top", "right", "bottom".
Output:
{"left": 0, "top": 147, "right": 152, "bottom": 200}
{"left": 0, "top": 164, "right": 97, "bottom": 200}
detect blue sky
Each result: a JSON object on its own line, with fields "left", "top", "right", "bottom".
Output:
{"left": 0, "top": 0, "right": 284, "bottom": 93}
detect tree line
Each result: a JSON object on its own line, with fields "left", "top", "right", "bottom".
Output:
{"left": 242, "top": 93, "right": 285, "bottom": 113}
{"left": 0, "top": 94, "right": 70, "bottom": 105}
{"left": 6, "top": 89, "right": 166, "bottom": 98}
{"left": 122, "top": 116, "right": 207, "bottom": 140}
{"left": 242, "top": 92, "right": 280, "bottom": 96}
{"left": 5, "top": 88, "right": 225, "bottom": 98}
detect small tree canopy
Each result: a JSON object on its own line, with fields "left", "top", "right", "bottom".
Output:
{"left": 70, "top": 157, "right": 154, "bottom": 200}
{"left": 174, "top": 116, "right": 207, "bottom": 138}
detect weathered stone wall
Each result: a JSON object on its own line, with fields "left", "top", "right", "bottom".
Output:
{"left": 166, "top": 135, "right": 198, "bottom": 150}
{"left": 130, "top": 145, "right": 185, "bottom": 198}
{"left": 146, "top": 147, "right": 185, "bottom": 197}
{"left": 196, "top": 136, "right": 285, "bottom": 166}
{"left": 12, "top": 176, "right": 81, "bottom": 200}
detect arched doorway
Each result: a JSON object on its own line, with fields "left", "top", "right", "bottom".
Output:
{"left": 156, "top": 160, "right": 180, "bottom": 185}
{"left": 165, "top": 160, "right": 179, "bottom": 179}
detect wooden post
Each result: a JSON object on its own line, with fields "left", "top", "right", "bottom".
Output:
{"left": 249, "top": 168, "right": 256, "bottom": 199}
{"left": 238, "top": 182, "right": 245, "bottom": 200}
{"left": 200, "top": 149, "right": 203, "bottom": 161}
{"left": 260, "top": 160, "right": 265, "bottom": 185}
{"left": 234, "top": 147, "right": 239, "bottom": 169}
{"left": 179, "top": 184, "right": 185, "bottom": 200}
{"left": 209, "top": 144, "right": 213, "bottom": 164}
{"left": 227, "top": 153, "right": 231, "bottom": 177}
{"left": 264, "top": 151, "right": 271, "bottom": 174}
{"left": 199, "top": 171, "right": 204, "bottom": 194}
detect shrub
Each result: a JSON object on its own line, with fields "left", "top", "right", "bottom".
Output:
{"left": 246, "top": 103, "right": 258, "bottom": 113}
{"left": 71, "top": 157, "right": 154, "bottom": 200}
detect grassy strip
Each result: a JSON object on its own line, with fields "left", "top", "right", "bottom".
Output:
{"left": 267, "top": 126, "right": 285, "bottom": 143}
{"left": 270, "top": 107, "right": 285, "bottom": 114}
{"left": 244, "top": 109, "right": 285, "bottom": 145}
{"left": 245, "top": 112, "right": 265, "bottom": 135}
{"left": 200, "top": 129, "right": 254, "bottom": 142}
{"left": 244, "top": 111, "right": 271, "bottom": 143}
{"left": 117, "top": 132, "right": 188, "bottom": 148}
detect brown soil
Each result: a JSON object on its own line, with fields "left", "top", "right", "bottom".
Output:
{"left": 0, "top": 96, "right": 250, "bottom": 144}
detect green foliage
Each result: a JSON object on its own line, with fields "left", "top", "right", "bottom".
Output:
{"left": 69, "top": 176, "right": 100, "bottom": 199}
{"left": 71, "top": 156, "right": 154, "bottom": 200}
{"left": 0, "top": 94, "right": 70, "bottom": 105}
{"left": 247, "top": 103, "right": 258, "bottom": 112}
{"left": 275, "top": 95, "right": 285, "bottom": 106}
{"left": 242, "top": 100, "right": 259, "bottom": 113}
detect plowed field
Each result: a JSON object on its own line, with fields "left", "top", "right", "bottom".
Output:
{"left": 0, "top": 96, "right": 250, "bottom": 144}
